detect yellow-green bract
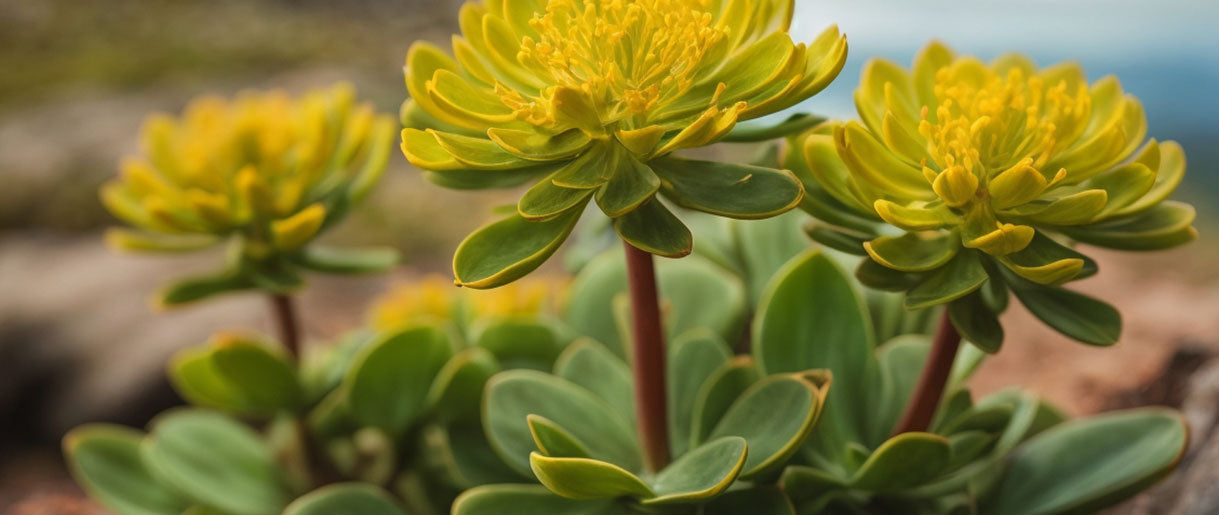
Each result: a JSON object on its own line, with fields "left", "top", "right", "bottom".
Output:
{"left": 401, "top": 0, "right": 848, "bottom": 288}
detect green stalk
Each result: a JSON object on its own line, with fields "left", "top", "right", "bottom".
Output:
{"left": 892, "top": 309, "right": 960, "bottom": 435}
{"left": 623, "top": 241, "right": 671, "bottom": 472}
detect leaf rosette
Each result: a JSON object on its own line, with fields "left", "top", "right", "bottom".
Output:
{"left": 791, "top": 42, "right": 1197, "bottom": 348}
{"left": 400, "top": 0, "right": 849, "bottom": 288}
{"left": 100, "top": 84, "right": 398, "bottom": 306}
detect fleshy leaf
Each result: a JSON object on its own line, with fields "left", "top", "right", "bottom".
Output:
{"left": 864, "top": 231, "right": 959, "bottom": 272}
{"left": 1001, "top": 270, "right": 1121, "bottom": 346}
{"left": 905, "top": 250, "right": 988, "bottom": 310}
{"left": 141, "top": 409, "right": 288, "bottom": 514}
{"left": 650, "top": 157, "right": 803, "bottom": 219}
{"left": 296, "top": 246, "right": 398, "bottom": 275}
{"left": 667, "top": 331, "right": 733, "bottom": 458}
{"left": 612, "top": 197, "right": 692, "bottom": 258}
{"left": 708, "top": 375, "right": 825, "bottom": 478}
{"left": 343, "top": 325, "right": 452, "bottom": 434}
{"left": 985, "top": 409, "right": 1186, "bottom": 515}
{"left": 529, "top": 454, "right": 654, "bottom": 500}
{"left": 454, "top": 207, "right": 584, "bottom": 288}
{"left": 283, "top": 484, "right": 406, "bottom": 515}
{"left": 850, "top": 432, "right": 951, "bottom": 492}
{"left": 63, "top": 425, "right": 189, "bottom": 515}
{"left": 644, "top": 437, "right": 747, "bottom": 504}
{"left": 554, "top": 340, "right": 635, "bottom": 426}
{"left": 484, "top": 370, "right": 640, "bottom": 477}
{"left": 1062, "top": 201, "right": 1197, "bottom": 251}
{"left": 452, "top": 484, "right": 621, "bottom": 515}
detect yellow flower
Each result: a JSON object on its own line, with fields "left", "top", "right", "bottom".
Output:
{"left": 792, "top": 42, "right": 1197, "bottom": 347}
{"left": 401, "top": 0, "right": 847, "bottom": 288}
{"left": 371, "top": 274, "right": 566, "bottom": 330}
{"left": 101, "top": 84, "right": 398, "bottom": 305}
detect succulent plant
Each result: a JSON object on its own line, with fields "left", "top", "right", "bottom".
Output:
{"left": 790, "top": 42, "right": 1197, "bottom": 349}
{"left": 399, "top": 0, "right": 848, "bottom": 288}
{"left": 756, "top": 250, "right": 1187, "bottom": 515}
{"left": 100, "top": 84, "right": 398, "bottom": 306}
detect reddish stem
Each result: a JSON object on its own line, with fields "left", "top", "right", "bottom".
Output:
{"left": 623, "top": 241, "right": 671, "bottom": 471}
{"left": 892, "top": 309, "right": 961, "bottom": 435}
{"left": 269, "top": 294, "right": 301, "bottom": 358}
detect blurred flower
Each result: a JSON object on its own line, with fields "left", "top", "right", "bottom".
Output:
{"left": 101, "top": 84, "right": 398, "bottom": 305}
{"left": 793, "top": 42, "right": 1197, "bottom": 347}
{"left": 801, "top": 41, "right": 1195, "bottom": 288}
{"left": 401, "top": 0, "right": 847, "bottom": 288}
{"left": 371, "top": 274, "right": 567, "bottom": 330}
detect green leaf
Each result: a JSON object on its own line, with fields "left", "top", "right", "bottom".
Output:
{"left": 422, "top": 423, "right": 522, "bottom": 488}
{"left": 452, "top": 485, "right": 623, "bottom": 515}
{"left": 141, "top": 409, "right": 288, "bottom": 515}
{"left": 613, "top": 197, "right": 692, "bottom": 258}
{"left": 780, "top": 466, "right": 849, "bottom": 505}
{"left": 422, "top": 166, "right": 550, "bottom": 191}
{"left": 947, "top": 292, "right": 1004, "bottom": 354}
{"left": 454, "top": 207, "right": 584, "bottom": 289}
{"left": 529, "top": 454, "right": 654, "bottom": 500}
{"left": 850, "top": 432, "right": 952, "bottom": 492}
{"left": 1061, "top": 200, "right": 1197, "bottom": 251}
{"left": 806, "top": 224, "right": 870, "bottom": 255}
{"left": 529, "top": 415, "right": 593, "bottom": 458}
{"left": 690, "top": 357, "right": 761, "bottom": 447}
{"left": 997, "top": 232, "right": 1094, "bottom": 285}
{"left": 732, "top": 210, "right": 812, "bottom": 304}
{"left": 873, "top": 336, "right": 931, "bottom": 440}
{"left": 470, "top": 318, "right": 565, "bottom": 371}
{"left": 550, "top": 142, "right": 616, "bottom": 189}
{"left": 488, "top": 127, "right": 593, "bottom": 162}
{"left": 1001, "top": 270, "right": 1122, "bottom": 346}
{"left": 905, "top": 250, "right": 988, "bottom": 309}
{"left": 343, "top": 325, "right": 453, "bottom": 434}
{"left": 650, "top": 157, "right": 803, "bottom": 219}
{"left": 563, "top": 252, "right": 746, "bottom": 354}
{"left": 645, "top": 437, "right": 747, "bottom": 504}
{"left": 519, "top": 178, "right": 595, "bottom": 221}
{"left": 484, "top": 370, "right": 640, "bottom": 477}
{"left": 295, "top": 246, "right": 398, "bottom": 275}
{"left": 63, "top": 425, "right": 189, "bottom": 515}
{"left": 667, "top": 330, "right": 733, "bottom": 458}
{"left": 864, "top": 232, "right": 959, "bottom": 272}
{"left": 208, "top": 335, "right": 303, "bottom": 414}
{"left": 595, "top": 156, "right": 660, "bottom": 218}
{"left": 753, "top": 250, "right": 876, "bottom": 459}
{"left": 708, "top": 375, "right": 825, "bottom": 478}
{"left": 425, "top": 347, "right": 501, "bottom": 424}
{"left": 283, "top": 484, "right": 406, "bottom": 515}
{"left": 985, "top": 409, "right": 1187, "bottom": 515}
{"left": 554, "top": 340, "right": 635, "bottom": 426}
{"left": 157, "top": 269, "right": 251, "bottom": 307}
{"left": 856, "top": 257, "right": 926, "bottom": 292}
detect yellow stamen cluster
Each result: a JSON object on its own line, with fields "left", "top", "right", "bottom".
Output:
{"left": 512, "top": 0, "right": 728, "bottom": 125}
{"left": 918, "top": 64, "right": 1090, "bottom": 209}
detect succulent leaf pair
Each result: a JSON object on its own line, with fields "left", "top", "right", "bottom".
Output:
{"left": 100, "top": 84, "right": 398, "bottom": 305}
{"left": 792, "top": 42, "right": 1197, "bottom": 349}
{"left": 400, "top": 0, "right": 849, "bottom": 288}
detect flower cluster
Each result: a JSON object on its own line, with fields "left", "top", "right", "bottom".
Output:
{"left": 101, "top": 84, "right": 397, "bottom": 304}
{"left": 401, "top": 0, "right": 847, "bottom": 288}
{"left": 794, "top": 42, "right": 1196, "bottom": 347}
{"left": 370, "top": 274, "right": 566, "bottom": 330}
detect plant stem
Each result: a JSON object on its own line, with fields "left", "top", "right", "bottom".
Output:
{"left": 269, "top": 293, "right": 302, "bottom": 359}
{"left": 892, "top": 309, "right": 961, "bottom": 435}
{"left": 623, "top": 241, "right": 671, "bottom": 472}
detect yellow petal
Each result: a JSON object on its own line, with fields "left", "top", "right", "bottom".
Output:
{"left": 271, "top": 204, "right": 326, "bottom": 250}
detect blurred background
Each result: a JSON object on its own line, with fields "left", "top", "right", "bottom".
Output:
{"left": 1, "top": 0, "right": 1216, "bottom": 512}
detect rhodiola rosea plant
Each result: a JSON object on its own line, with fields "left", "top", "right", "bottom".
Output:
{"left": 60, "top": 1, "right": 1198, "bottom": 514}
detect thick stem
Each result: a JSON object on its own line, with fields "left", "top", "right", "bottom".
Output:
{"left": 623, "top": 241, "right": 671, "bottom": 472}
{"left": 269, "top": 294, "right": 302, "bottom": 358}
{"left": 892, "top": 309, "right": 961, "bottom": 435}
